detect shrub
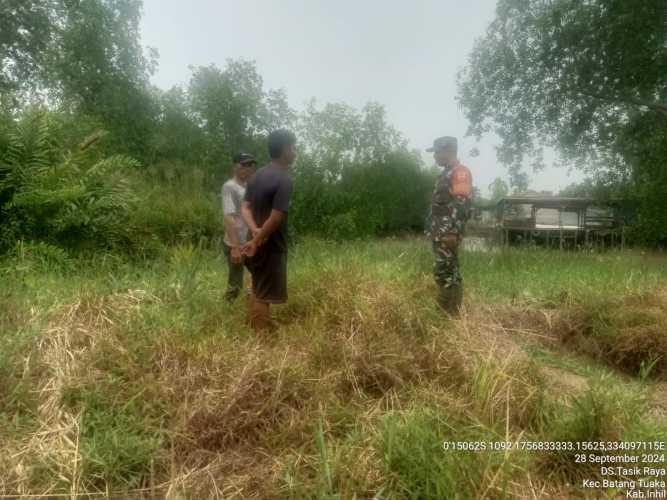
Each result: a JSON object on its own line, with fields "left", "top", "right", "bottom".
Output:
{"left": 130, "top": 171, "right": 223, "bottom": 248}
{"left": 7, "top": 240, "right": 73, "bottom": 273}
{"left": 0, "top": 112, "right": 139, "bottom": 252}
{"left": 290, "top": 152, "right": 434, "bottom": 240}
{"left": 538, "top": 378, "right": 650, "bottom": 482}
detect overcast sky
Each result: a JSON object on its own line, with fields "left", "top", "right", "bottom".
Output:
{"left": 140, "top": 0, "right": 584, "bottom": 196}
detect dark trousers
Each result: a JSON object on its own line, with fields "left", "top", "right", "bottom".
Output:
{"left": 432, "top": 240, "right": 463, "bottom": 314}
{"left": 223, "top": 243, "right": 244, "bottom": 301}
{"left": 244, "top": 248, "right": 288, "bottom": 304}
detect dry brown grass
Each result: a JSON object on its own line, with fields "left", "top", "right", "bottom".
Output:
{"left": 1, "top": 298, "right": 105, "bottom": 496}
{"left": 2, "top": 268, "right": 664, "bottom": 498}
{"left": 0, "top": 289, "right": 162, "bottom": 497}
{"left": 170, "top": 345, "right": 313, "bottom": 454}
{"left": 143, "top": 280, "right": 466, "bottom": 496}
{"left": 486, "top": 287, "right": 667, "bottom": 379}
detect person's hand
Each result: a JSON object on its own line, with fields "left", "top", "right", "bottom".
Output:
{"left": 250, "top": 226, "right": 262, "bottom": 238}
{"left": 442, "top": 233, "right": 460, "bottom": 249}
{"left": 230, "top": 246, "right": 243, "bottom": 264}
{"left": 242, "top": 238, "right": 259, "bottom": 258}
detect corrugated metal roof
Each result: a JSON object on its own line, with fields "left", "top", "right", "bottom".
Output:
{"left": 500, "top": 196, "right": 594, "bottom": 205}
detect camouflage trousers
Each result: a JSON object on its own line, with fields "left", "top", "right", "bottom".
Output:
{"left": 432, "top": 240, "right": 463, "bottom": 315}
{"left": 432, "top": 241, "right": 461, "bottom": 289}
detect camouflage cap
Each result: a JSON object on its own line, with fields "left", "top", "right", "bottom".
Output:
{"left": 426, "top": 136, "right": 457, "bottom": 152}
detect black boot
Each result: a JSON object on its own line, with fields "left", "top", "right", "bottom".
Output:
{"left": 437, "top": 285, "right": 462, "bottom": 318}
{"left": 450, "top": 283, "right": 463, "bottom": 315}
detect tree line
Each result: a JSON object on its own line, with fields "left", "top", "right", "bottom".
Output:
{"left": 457, "top": 0, "right": 666, "bottom": 246}
{"left": 2, "top": 0, "right": 665, "bottom": 253}
{"left": 1, "top": 0, "right": 435, "bottom": 255}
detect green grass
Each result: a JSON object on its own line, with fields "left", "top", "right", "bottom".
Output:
{"left": 462, "top": 246, "right": 667, "bottom": 303}
{"left": 537, "top": 376, "right": 666, "bottom": 483}
{"left": 1, "top": 237, "right": 665, "bottom": 498}
{"left": 377, "top": 409, "right": 517, "bottom": 500}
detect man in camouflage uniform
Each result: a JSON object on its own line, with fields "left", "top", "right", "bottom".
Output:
{"left": 426, "top": 136, "right": 473, "bottom": 316}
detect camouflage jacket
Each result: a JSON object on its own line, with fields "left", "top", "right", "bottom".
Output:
{"left": 427, "top": 163, "right": 473, "bottom": 241}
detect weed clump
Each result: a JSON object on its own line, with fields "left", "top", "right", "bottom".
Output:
{"left": 537, "top": 378, "right": 652, "bottom": 483}
{"left": 376, "top": 408, "right": 521, "bottom": 500}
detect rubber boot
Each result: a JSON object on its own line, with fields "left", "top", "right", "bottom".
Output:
{"left": 437, "top": 285, "right": 462, "bottom": 318}
{"left": 450, "top": 283, "right": 463, "bottom": 317}
{"left": 436, "top": 286, "right": 453, "bottom": 312}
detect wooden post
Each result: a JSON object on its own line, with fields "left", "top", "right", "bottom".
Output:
{"left": 621, "top": 223, "right": 626, "bottom": 250}
{"left": 583, "top": 207, "right": 588, "bottom": 247}
{"left": 559, "top": 207, "right": 564, "bottom": 251}
{"left": 500, "top": 200, "right": 507, "bottom": 247}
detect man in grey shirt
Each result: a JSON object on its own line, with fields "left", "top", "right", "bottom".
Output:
{"left": 221, "top": 152, "right": 256, "bottom": 301}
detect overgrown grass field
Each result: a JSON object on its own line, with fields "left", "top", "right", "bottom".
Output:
{"left": 1, "top": 238, "right": 666, "bottom": 498}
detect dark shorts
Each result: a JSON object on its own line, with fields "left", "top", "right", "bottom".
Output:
{"left": 244, "top": 249, "right": 287, "bottom": 304}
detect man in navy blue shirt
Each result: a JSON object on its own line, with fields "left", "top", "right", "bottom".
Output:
{"left": 241, "top": 129, "right": 296, "bottom": 332}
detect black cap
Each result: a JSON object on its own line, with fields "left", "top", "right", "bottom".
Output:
{"left": 426, "top": 136, "right": 457, "bottom": 153}
{"left": 233, "top": 152, "right": 256, "bottom": 165}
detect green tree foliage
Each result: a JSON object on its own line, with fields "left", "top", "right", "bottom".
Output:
{"left": 1, "top": 2, "right": 439, "bottom": 250}
{"left": 189, "top": 61, "right": 274, "bottom": 165}
{"left": 2, "top": 0, "right": 158, "bottom": 158}
{"left": 0, "top": 111, "right": 139, "bottom": 251}
{"left": 291, "top": 101, "right": 432, "bottom": 239}
{"left": 0, "top": 0, "right": 57, "bottom": 100}
{"left": 291, "top": 152, "right": 432, "bottom": 240}
{"left": 184, "top": 60, "right": 297, "bottom": 188}
{"left": 488, "top": 177, "right": 509, "bottom": 202}
{"left": 263, "top": 88, "right": 297, "bottom": 132}
{"left": 458, "top": 0, "right": 667, "bottom": 245}
{"left": 298, "top": 101, "right": 407, "bottom": 175}
{"left": 51, "top": 0, "right": 158, "bottom": 158}
{"left": 148, "top": 86, "right": 204, "bottom": 165}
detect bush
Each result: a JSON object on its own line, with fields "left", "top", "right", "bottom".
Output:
{"left": 0, "top": 112, "right": 226, "bottom": 255}
{"left": 322, "top": 210, "right": 363, "bottom": 241}
{"left": 7, "top": 240, "right": 73, "bottom": 273}
{"left": 131, "top": 168, "right": 223, "bottom": 248}
{"left": 0, "top": 111, "right": 139, "bottom": 252}
{"left": 290, "top": 152, "right": 434, "bottom": 240}
{"left": 1, "top": 109, "right": 436, "bottom": 253}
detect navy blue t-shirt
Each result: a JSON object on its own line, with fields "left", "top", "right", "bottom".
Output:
{"left": 244, "top": 163, "right": 293, "bottom": 253}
